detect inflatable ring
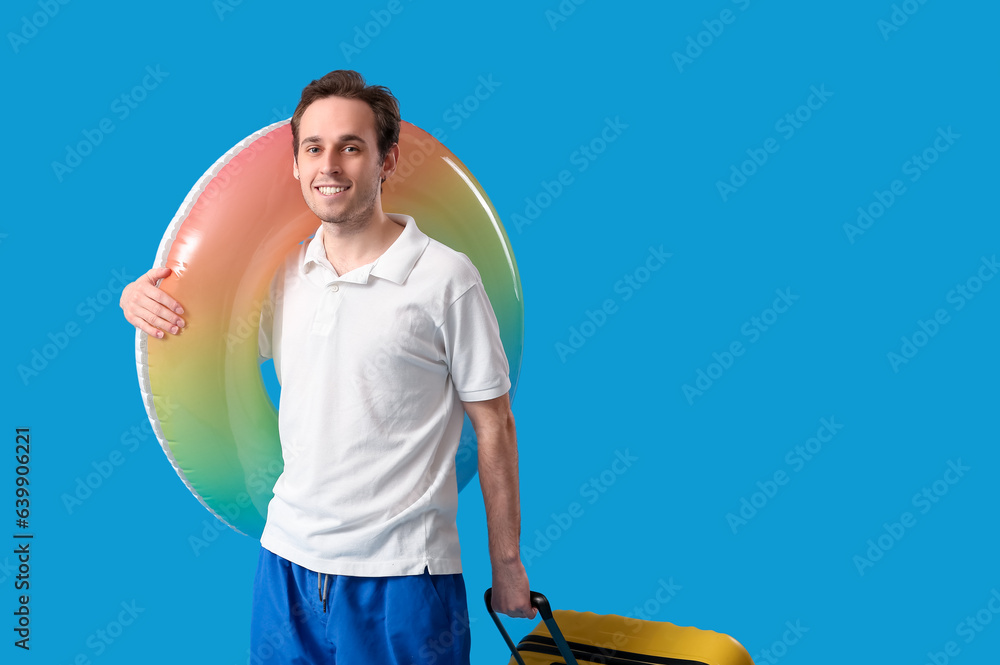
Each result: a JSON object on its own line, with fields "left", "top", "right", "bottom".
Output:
{"left": 136, "top": 120, "right": 523, "bottom": 538}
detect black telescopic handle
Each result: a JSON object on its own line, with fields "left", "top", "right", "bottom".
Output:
{"left": 484, "top": 588, "right": 579, "bottom": 665}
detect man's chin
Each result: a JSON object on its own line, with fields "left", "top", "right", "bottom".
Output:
{"left": 307, "top": 201, "right": 349, "bottom": 225}
{"left": 316, "top": 207, "right": 375, "bottom": 230}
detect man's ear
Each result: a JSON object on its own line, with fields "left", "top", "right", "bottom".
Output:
{"left": 292, "top": 154, "right": 299, "bottom": 180}
{"left": 380, "top": 143, "right": 400, "bottom": 182}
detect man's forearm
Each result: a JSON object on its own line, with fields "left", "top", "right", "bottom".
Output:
{"left": 476, "top": 403, "right": 522, "bottom": 566}
{"left": 465, "top": 394, "right": 534, "bottom": 617}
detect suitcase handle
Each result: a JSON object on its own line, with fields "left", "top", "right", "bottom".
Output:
{"left": 484, "top": 588, "right": 580, "bottom": 665}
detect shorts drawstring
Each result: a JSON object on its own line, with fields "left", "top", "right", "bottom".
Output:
{"left": 318, "top": 572, "right": 331, "bottom": 613}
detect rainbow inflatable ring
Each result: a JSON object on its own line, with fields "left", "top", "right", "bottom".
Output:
{"left": 136, "top": 120, "right": 523, "bottom": 538}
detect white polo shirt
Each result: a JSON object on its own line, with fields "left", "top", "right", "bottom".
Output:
{"left": 257, "top": 214, "right": 511, "bottom": 576}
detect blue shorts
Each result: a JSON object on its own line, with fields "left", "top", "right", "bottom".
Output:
{"left": 250, "top": 547, "right": 471, "bottom": 665}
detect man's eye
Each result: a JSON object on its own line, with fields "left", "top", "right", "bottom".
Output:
{"left": 344, "top": 146, "right": 358, "bottom": 153}
{"left": 307, "top": 147, "right": 319, "bottom": 154}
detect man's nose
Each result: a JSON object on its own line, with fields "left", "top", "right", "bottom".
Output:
{"left": 320, "top": 152, "right": 342, "bottom": 174}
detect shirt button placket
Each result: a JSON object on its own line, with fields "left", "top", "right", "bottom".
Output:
{"left": 311, "top": 282, "right": 343, "bottom": 334}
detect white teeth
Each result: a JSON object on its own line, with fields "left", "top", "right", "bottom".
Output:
{"left": 318, "top": 186, "right": 347, "bottom": 195}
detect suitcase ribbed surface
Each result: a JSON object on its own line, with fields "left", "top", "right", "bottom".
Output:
{"left": 507, "top": 609, "right": 754, "bottom": 665}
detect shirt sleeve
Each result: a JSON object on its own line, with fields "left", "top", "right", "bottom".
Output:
{"left": 440, "top": 281, "right": 512, "bottom": 402}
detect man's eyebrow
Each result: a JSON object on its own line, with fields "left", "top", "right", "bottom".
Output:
{"left": 338, "top": 133, "right": 368, "bottom": 144}
{"left": 300, "top": 134, "right": 368, "bottom": 145}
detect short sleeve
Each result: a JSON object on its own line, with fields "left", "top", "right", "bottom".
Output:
{"left": 440, "top": 282, "right": 511, "bottom": 402}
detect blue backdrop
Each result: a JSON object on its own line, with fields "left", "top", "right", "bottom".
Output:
{"left": 4, "top": 1, "right": 998, "bottom": 663}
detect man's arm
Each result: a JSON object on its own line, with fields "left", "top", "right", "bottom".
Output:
{"left": 464, "top": 393, "right": 536, "bottom": 619}
{"left": 119, "top": 267, "right": 186, "bottom": 338}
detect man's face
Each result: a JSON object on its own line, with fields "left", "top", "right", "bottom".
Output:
{"left": 293, "top": 96, "right": 395, "bottom": 229}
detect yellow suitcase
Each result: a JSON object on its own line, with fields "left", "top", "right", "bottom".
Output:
{"left": 485, "top": 589, "right": 754, "bottom": 665}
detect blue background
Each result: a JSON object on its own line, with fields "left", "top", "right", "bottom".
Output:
{"left": 4, "top": 1, "right": 998, "bottom": 663}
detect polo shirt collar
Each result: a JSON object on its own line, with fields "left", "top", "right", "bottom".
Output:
{"left": 301, "top": 213, "right": 428, "bottom": 285}
{"left": 371, "top": 213, "right": 428, "bottom": 284}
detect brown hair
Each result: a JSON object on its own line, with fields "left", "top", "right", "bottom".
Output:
{"left": 290, "top": 70, "right": 400, "bottom": 161}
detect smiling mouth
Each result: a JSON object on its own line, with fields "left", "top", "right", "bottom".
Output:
{"left": 316, "top": 185, "right": 349, "bottom": 196}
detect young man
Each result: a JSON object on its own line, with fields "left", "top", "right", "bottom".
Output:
{"left": 120, "top": 70, "right": 533, "bottom": 663}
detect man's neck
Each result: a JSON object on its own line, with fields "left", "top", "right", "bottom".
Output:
{"left": 321, "top": 212, "right": 404, "bottom": 277}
